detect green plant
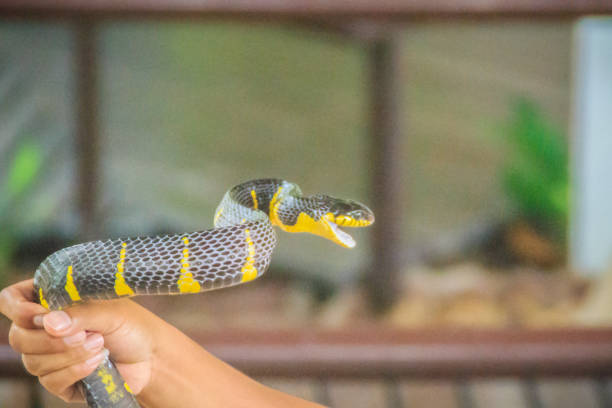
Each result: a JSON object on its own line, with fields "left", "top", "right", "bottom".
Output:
{"left": 0, "top": 140, "right": 43, "bottom": 272}
{"left": 501, "top": 98, "right": 569, "bottom": 241}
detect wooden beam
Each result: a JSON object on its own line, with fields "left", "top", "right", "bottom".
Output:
{"left": 74, "top": 22, "right": 100, "bottom": 241}
{"left": 136, "top": 328, "right": 612, "bottom": 378}
{"left": 2, "top": 329, "right": 612, "bottom": 378}
{"left": 365, "top": 29, "right": 404, "bottom": 311}
{"left": 0, "top": 0, "right": 611, "bottom": 20}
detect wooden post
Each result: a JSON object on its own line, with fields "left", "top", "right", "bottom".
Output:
{"left": 365, "top": 30, "right": 403, "bottom": 311}
{"left": 74, "top": 21, "right": 100, "bottom": 241}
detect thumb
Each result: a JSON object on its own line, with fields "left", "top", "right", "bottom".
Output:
{"left": 43, "top": 299, "right": 131, "bottom": 338}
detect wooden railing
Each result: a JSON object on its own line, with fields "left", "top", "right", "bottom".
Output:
{"left": 2, "top": 328, "right": 612, "bottom": 407}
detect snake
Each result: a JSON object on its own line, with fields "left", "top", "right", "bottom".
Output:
{"left": 32, "top": 179, "right": 374, "bottom": 408}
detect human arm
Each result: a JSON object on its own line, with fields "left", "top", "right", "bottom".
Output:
{"left": 0, "top": 279, "right": 325, "bottom": 407}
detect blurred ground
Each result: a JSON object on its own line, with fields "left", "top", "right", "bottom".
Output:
{"left": 133, "top": 263, "right": 610, "bottom": 332}
{"left": 3, "top": 377, "right": 610, "bottom": 408}
{"left": 3, "top": 261, "right": 608, "bottom": 335}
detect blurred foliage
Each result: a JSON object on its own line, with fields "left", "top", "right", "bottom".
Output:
{"left": 5, "top": 142, "right": 42, "bottom": 196}
{"left": 0, "top": 140, "right": 43, "bottom": 275}
{"left": 501, "top": 98, "right": 569, "bottom": 241}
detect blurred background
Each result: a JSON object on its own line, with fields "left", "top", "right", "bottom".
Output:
{"left": 1, "top": 2, "right": 612, "bottom": 407}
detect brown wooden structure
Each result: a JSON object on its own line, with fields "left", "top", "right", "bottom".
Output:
{"left": 1, "top": 0, "right": 612, "bottom": 20}
{"left": 3, "top": 328, "right": 612, "bottom": 379}
{"left": 1, "top": 328, "right": 612, "bottom": 407}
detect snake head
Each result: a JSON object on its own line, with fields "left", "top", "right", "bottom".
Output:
{"left": 272, "top": 190, "right": 374, "bottom": 248}
{"left": 315, "top": 195, "right": 375, "bottom": 248}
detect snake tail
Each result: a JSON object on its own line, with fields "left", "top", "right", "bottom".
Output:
{"left": 33, "top": 179, "right": 374, "bottom": 408}
{"left": 82, "top": 357, "right": 139, "bottom": 408}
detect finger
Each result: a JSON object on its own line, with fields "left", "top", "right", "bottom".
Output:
{"left": 5, "top": 279, "right": 37, "bottom": 302}
{"left": 9, "top": 324, "right": 102, "bottom": 354}
{"left": 38, "top": 350, "right": 108, "bottom": 403}
{"left": 0, "top": 280, "right": 49, "bottom": 329}
{"left": 21, "top": 339, "right": 106, "bottom": 377}
{"left": 42, "top": 311, "right": 79, "bottom": 337}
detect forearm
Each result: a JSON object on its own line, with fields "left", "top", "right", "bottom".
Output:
{"left": 138, "top": 317, "right": 324, "bottom": 408}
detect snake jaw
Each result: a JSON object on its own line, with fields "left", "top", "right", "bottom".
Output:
{"left": 321, "top": 202, "right": 374, "bottom": 248}
{"left": 325, "top": 219, "right": 356, "bottom": 248}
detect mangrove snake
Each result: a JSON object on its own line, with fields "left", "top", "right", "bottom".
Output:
{"left": 33, "top": 179, "right": 374, "bottom": 408}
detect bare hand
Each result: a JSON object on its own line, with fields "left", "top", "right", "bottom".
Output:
{"left": 0, "top": 279, "right": 155, "bottom": 402}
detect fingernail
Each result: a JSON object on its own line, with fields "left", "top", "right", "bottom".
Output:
{"left": 83, "top": 334, "right": 104, "bottom": 351}
{"left": 85, "top": 351, "right": 106, "bottom": 368}
{"left": 45, "top": 311, "right": 71, "bottom": 332}
{"left": 63, "top": 331, "right": 86, "bottom": 347}
{"left": 33, "top": 315, "right": 44, "bottom": 328}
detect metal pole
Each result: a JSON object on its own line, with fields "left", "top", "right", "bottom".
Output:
{"left": 74, "top": 21, "right": 100, "bottom": 241}
{"left": 366, "top": 30, "right": 404, "bottom": 311}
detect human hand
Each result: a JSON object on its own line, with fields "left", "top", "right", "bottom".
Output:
{"left": 0, "top": 279, "right": 156, "bottom": 402}
{"left": 1, "top": 279, "right": 326, "bottom": 408}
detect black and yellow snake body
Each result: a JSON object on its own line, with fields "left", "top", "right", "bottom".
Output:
{"left": 33, "top": 179, "right": 374, "bottom": 408}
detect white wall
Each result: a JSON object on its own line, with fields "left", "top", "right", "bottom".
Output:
{"left": 571, "top": 18, "right": 612, "bottom": 274}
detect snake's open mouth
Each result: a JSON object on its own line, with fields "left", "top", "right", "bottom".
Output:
{"left": 322, "top": 204, "right": 374, "bottom": 249}
{"left": 326, "top": 219, "right": 356, "bottom": 248}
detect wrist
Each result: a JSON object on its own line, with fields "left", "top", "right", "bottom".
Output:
{"left": 136, "top": 318, "right": 199, "bottom": 407}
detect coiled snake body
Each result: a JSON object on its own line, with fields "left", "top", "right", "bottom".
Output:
{"left": 33, "top": 179, "right": 374, "bottom": 408}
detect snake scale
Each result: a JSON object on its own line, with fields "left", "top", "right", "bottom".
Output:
{"left": 33, "top": 179, "right": 374, "bottom": 408}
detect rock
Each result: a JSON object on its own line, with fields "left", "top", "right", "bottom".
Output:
{"left": 505, "top": 221, "right": 562, "bottom": 267}
{"left": 385, "top": 292, "right": 434, "bottom": 328}
{"left": 317, "top": 287, "right": 371, "bottom": 328}
{"left": 437, "top": 292, "right": 509, "bottom": 327}
{"left": 574, "top": 267, "right": 612, "bottom": 326}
